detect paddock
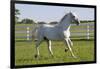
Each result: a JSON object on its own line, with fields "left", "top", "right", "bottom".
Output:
{"left": 15, "top": 22, "right": 95, "bottom": 66}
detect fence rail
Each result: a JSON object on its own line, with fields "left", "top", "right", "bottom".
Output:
{"left": 15, "top": 22, "right": 94, "bottom": 41}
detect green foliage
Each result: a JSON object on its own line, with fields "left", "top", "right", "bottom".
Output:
{"left": 15, "top": 9, "right": 20, "bottom": 15}
{"left": 20, "top": 18, "right": 35, "bottom": 24}
{"left": 15, "top": 9, "right": 20, "bottom": 23}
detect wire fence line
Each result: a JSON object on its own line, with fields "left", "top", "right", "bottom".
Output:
{"left": 15, "top": 22, "right": 94, "bottom": 41}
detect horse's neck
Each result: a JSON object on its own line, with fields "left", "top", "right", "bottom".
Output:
{"left": 58, "top": 17, "right": 71, "bottom": 30}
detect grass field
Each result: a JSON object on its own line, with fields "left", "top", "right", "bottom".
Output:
{"left": 15, "top": 39, "right": 95, "bottom": 66}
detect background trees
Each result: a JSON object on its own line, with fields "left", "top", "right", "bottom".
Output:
{"left": 21, "top": 18, "right": 35, "bottom": 24}
{"left": 15, "top": 9, "right": 20, "bottom": 23}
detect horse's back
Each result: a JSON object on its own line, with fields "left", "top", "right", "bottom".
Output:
{"left": 40, "top": 25, "right": 66, "bottom": 40}
{"left": 34, "top": 23, "right": 70, "bottom": 40}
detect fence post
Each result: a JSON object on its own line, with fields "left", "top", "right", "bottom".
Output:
{"left": 87, "top": 24, "right": 90, "bottom": 39}
{"left": 27, "top": 27, "right": 30, "bottom": 40}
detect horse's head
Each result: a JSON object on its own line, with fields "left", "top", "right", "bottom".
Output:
{"left": 69, "top": 12, "right": 80, "bottom": 25}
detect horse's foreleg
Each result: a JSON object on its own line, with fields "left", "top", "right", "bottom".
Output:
{"left": 64, "top": 40, "right": 69, "bottom": 52}
{"left": 64, "top": 38, "right": 77, "bottom": 58}
{"left": 68, "top": 38, "right": 73, "bottom": 46}
{"left": 47, "top": 40, "right": 53, "bottom": 57}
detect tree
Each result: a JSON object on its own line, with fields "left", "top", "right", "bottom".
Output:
{"left": 21, "top": 18, "right": 35, "bottom": 24}
{"left": 15, "top": 9, "right": 20, "bottom": 23}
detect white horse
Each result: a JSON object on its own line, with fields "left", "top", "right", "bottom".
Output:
{"left": 32, "top": 12, "right": 80, "bottom": 58}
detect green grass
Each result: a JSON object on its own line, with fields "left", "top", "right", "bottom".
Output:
{"left": 15, "top": 40, "right": 95, "bottom": 66}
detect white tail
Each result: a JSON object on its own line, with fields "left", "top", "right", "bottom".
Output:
{"left": 32, "top": 23, "right": 44, "bottom": 41}
{"left": 32, "top": 23, "right": 39, "bottom": 41}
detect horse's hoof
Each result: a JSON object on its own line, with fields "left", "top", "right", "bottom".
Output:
{"left": 65, "top": 49, "right": 68, "bottom": 52}
{"left": 34, "top": 55, "right": 38, "bottom": 58}
{"left": 73, "top": 56, "right": 77, "bottom": 59}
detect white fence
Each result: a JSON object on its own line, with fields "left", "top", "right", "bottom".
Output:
{"left": 15, "top": 23, "right": 94, "bottom": 41}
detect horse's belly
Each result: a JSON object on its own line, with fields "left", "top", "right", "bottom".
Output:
{"left": 46, "top": 35, "right": 63, "bottom": 40}
{"left": 43, "top": 28, "right": 63, "bottom": 40}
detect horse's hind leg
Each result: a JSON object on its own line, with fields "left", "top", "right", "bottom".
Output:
{"left": 34, "top": 39, "right": 42, "bottom": 58}
{"left": 64, "top": 38, "right": 77, "bottom": 58}
{"left": 46, "top": 40, "right": 53, "bottom": 57}
{"left": 48, "top": 40, "right": 53, "bottom": 57}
